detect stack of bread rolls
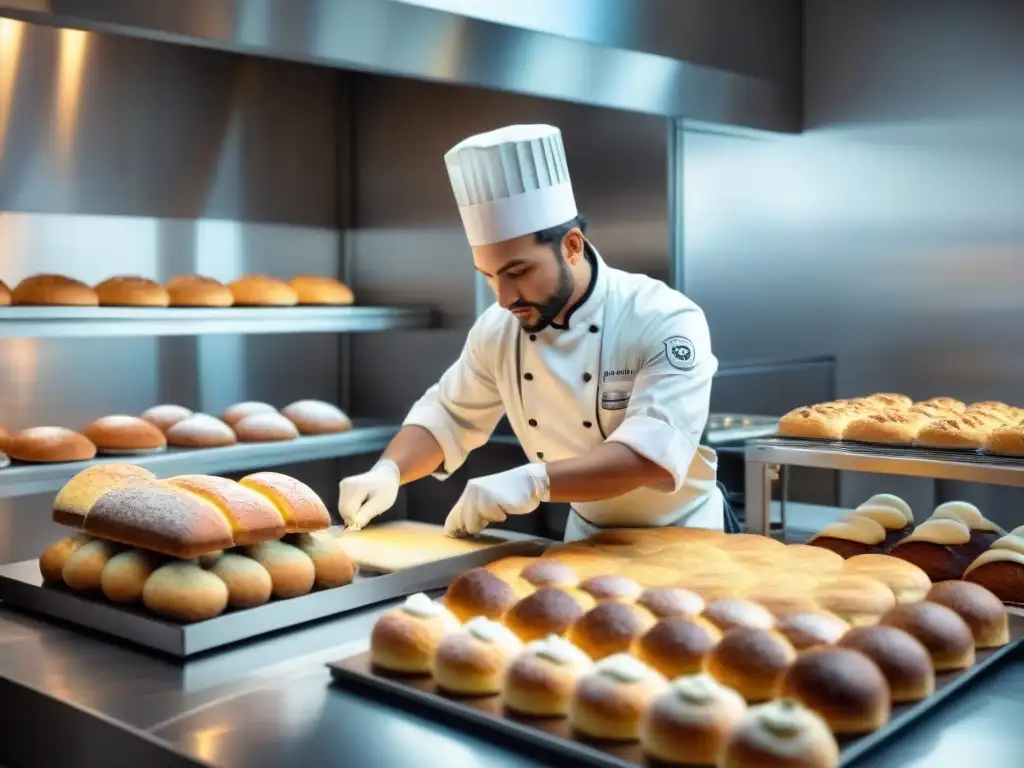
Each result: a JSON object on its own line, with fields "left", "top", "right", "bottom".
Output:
{"left": 367, "top": 522, "right": 1013, "bottom": 766}
{"left": 39, "top": 463, "right": 355, "bottom": 622}
{"left": 778, "top": 393, "right": 1024, "bottom": 454}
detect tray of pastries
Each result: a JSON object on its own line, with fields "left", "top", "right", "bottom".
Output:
{"left": 329, "top": 518, "right": 1024, "bottom": 768}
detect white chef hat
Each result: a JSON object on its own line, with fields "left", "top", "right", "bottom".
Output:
{"left": 444, "top": 124, "right": 578, "bottom": 246}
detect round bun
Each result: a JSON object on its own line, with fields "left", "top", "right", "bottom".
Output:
{"left": 640, "top": 674, "right": 747, "bottom": 765}
{"left": 142, "top": 561, "right": 229, "bottom": 622}
{"left": 519, "top": 560, "right": 578, "bottom": 589}
{"left": 706, "top": 628, "right": 796, "bottom": 702}
{"left": 100, "top": 549, "right": 163, "bottom": 602}
{"left": 926, "top": 581, "right": 1009, "bottom": 649}
{"left": 838, "top": 625, "right": 935, "bottom": 703}
{"left": 244, "top": 541, "right": 316, "bottom": 599}
{"left": 95, "top": 275, "right": 170, "bottom": 307}
{"left": 235, "top": 412, "right": 300, "bottom": 442}
{"left": 443, "top": 568, "right": 520, "bottom": 622}
{"left": 287, "top": 275, "right": 354, "bottom": 305}
{"left": 567, "top": 601, "right": 656, "bottom": 660}
{"left": 0, "top": 279, "right": 10, "bottom": 305}
{"left": 813, "top": 575, "right": 896, "bottom": 626}
{"left": 288, "top": 532, "right": 355, "bottom": 589}
{"left": 165, "top": 275, "right": 234, "bottom": 307}
{"left": 568, "top": 653, "right": 667, "bottom": 741}
{"left": 39, "top": 534, "right": 93, "bottom": 582}
{"left": 63, "top": 539, "right": 121, "bottom": 590}
{"left": 165, "top": 414, "right": 237, "bottom": 448}
{"left": 5, "top": 427, "right": 96, "bottom": 463}
{"left": 502, "top": 587, "right": 589, "bottom": 642}
{"left": 12, "top": 274, "right": 98, "bottom": 306}
{"left": 229, "top": 274, "right": 298, "bottom": 306}
{"left": 634, "top": 616, "right": 721, "bottom": 678}
{"left": 221, "top": 401, "right": 278, "bottom": 427}
{"left": 370, "top": 593, "right": 461, "bottom": 674}
{"left": 281, "top": 400, "right": 352, "bottom": 435}
{"left": 578, "top": 574, "right": 642, "bottom": 602}
{"left": 775, "top": 612, "right": 850, "bottom": 651}
{"left": 721, "top": 699, "right": 840, "bottom": 768}
{"left": 501, "top": 635, "right": 594, "bottom": 716}
{"left": 140, "top": 404, "right": 194, "bottom": 433}
{"left": 208, "top": 552, "right": 274, "bottom": 609}
{"left": 879, "top": 601, "right": 976, "bottom": 671}
{"left": 636, "top": 586, "right": 705, "bottom": 619}
{"left": 83, "top": 415, "right": 167, "bottom": 453}
{"left": 703, "top": 598, "right": 776, "bottom": 632}
{"left": 842, "top": 554, "right": 931, "bottom": 604}
{"left": 431, "top": 617, "right": 523, "bottom": 694}
{"left": 777, "top": 647, "right": 890, "bottom": 735}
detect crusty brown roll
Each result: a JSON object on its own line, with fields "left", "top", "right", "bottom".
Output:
{"left": 926, "top": 580, "right": 1009, "bottom": 649}
{"left": 5, "top": 427, "right": 96, "bottom": 464}
{"left": 843, "top": 409, "right": 923, "bottom": 445}
{"left": 39, "top": 533, "right": 94, "bottom": 582}
{"left": 12, "top": 274, "right": 98, "bottom": 306}
{"left": 52, "top": 463, "right": 156, "bottom": 528}
{"left": 95, "top": 275, "right": 170, "bottom": 307}
{"left": 165, "top": 474, "right": 286, "bottom": 545}
{"left": 703, "top": 598, "right": 776, "bottom": 632}
{"left": 288, "top": 531, "right": 355, "bottom": 590}
{"left": 706, "top": 628, "right": 796, "bottom": 702}
{"left": 221, "top": 401, "right": 278, "bottom": 427}
{"left": 0, "top": 278, "right": 10, "bottom": 305}
{"left": 879, "top": 601, "right": 975, "bottom": 671}
{"left": 914, "top": 414, "right": 991, "bottom": 449}
{"left": 165, "top": 275, "right": 234, "bottom": 307}
{"left": 578, "top": 574, "right": 642, "bottom": 602}
{"left": 519, "top": 560, "right": 578, "bottom": 589}
{"left": 245, "top": 540, "right": 316, "bottom": 599}
{"left": 281, "top": 399, "right": 352, "bottom": 435}
{"left": 84, "top": 481, "right": 234, "bottom": 558}
{"left": 808, "top": 517, "right": 887, "bottom": 559}
{"left": 889, "top": 518, "right": 976, "bottom": 581}
{"left": 567, "top": 601, "right": 657, "bottom": 661}
{"left": 370, "top": 593, "right": 461, "bottom": 674}
{"left": 502, "top": 587, "right": 589, "bottom": 642}
{"left": 842, "top": 554, "right": 931, "bottom": 604}
{"left": 142, "top": 561, "right": 230, "bottom": 622}
{"left": 83, "top": 415, "right": 167, "bottom": 454}
{"left": 929, "top": 500, "right": 1005, "bottom": 559}
{"left": 969, "top": 400, "right": 1021, "bottom": 417}
{"left": 775, "top": 612, "right": 850, "bottom": 651}
{"left": 100, "top": 549, "right": 164, "bottom": 603}
{"left": 640, "top": 673, "right": 746, "bottom": 765}
{"left": 234, "top": 412, "right": 300, "bottom": 443}
{"left": 228, "top": 274, "right": 298, "bottom": 307}
{"left": 813, "top": 575, "right": 896, "bottom": 627}
{"left": 208, "top": 552, "right": 273, "bottom": 610}
{"left": 633, "top": 616, "right": 721, "bottom": 678}
{"left": 501, "top": 635, "right": 594, "bottom": 716}
{"left": 720, "top": 699, "right": 839, "bottom": 768}
{"left": 431, "top": 616, "right": 523, "bottom": 695}
{"left": 140, "top": 404, "right": 193, "bottom": 433}
{"left": 62, "top": 539, "right": 122, "bottom": 591}
{"left": 838, "top": 625, "right": 935, "bottom": 703}
{"left": 568, "top": 653, "right": 667, "bottom": 741}
{"left": 847, "top": 501, "right": 915, "bottom": 551}
{"left": 777, "top": 405, "right": 851, "bottom": 440}
{"left": 443, "top": 568, "right": 520, "bottom": 622}
{"left": 165, "top": 413, "right": 237, "bottom": 448}
{"left": 239, "top": 471, "right": 331, "bottom": 533}
{"left": 963, "top": 540, "right": 1024, "bottom": 603}
{"left": 776, "top": 647, "right": 890, "bottom": 735}
{"left": 636, "top": 586, "right": 704, "bottom": 619}
{"left": 287, "top": 275, "right": 355, "bottom": 306}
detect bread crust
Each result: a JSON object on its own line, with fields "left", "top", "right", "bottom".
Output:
{"left": 165, "top": 275, "right": 234, "bottom": 307}
{"left": 83, "top": 415, "right": 167, "bottom": 452}
{"left": 843, "top": 409, "right": 924, "bottom": 445}
{"left": 778, "top": 405, "right": 849, "bottom": 440}
{"left": 288, "top": 275, "right": 354, "bottom": 306}
{"left": 282, "top": 399, "right": 352, "bottom": 435}
{"left": 914, "top": 414, "right": 992, "bottom": 449}
{"left": 228, "top": 275, "right": 298, "bottom": 306}
{"left": 95, "top": 276, "right": 170, "bottom": 307}
{"left": 5, "top": 427, "right": 96, "bottom": 463}
{"left": 238, "top": 471, "right": 331, "bottom": 533}
{"left": 12, "top": 274, "right": 98, "bottom": 306}
{"left": 165, "top": 474, "right": 286, "bottom": 545}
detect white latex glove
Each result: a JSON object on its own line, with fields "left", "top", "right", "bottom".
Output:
{"left": 338, "top": 459, "right": 401, "bottom": 531}
{"left": 444, "top": 463, "right": 550, "bottom": 537}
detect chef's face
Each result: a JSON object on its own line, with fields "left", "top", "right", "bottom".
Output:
{"left": 473, "top": 229, "right": 584, "bottom": 332}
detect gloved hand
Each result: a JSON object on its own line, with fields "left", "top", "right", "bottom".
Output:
{"left": 338, "top": 459, "right": 401, "bottom": 531}
{"left": 444, "top": 463, "right": 550, "bottom": 537}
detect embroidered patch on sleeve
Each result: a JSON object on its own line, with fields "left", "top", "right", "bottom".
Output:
{"left": 662, "top": 336, "right": 697, "bottom": 370}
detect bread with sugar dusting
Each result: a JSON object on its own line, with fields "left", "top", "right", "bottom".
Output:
{"left": 239, "top": 471, "right": 331, "bottom": 533}
{"left": 165, "top": 474, "right": 286, "bottom": 545}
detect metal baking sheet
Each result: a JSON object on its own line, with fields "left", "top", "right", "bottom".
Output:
{"left": 327, "top": 614, "right": 1024, "bottom": 768}
{"left": 0, "top": 534, "right": 547, "bottom": 658}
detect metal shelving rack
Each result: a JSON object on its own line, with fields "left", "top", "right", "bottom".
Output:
{"left": 744, "top": 437, "right": 1024, "bottom": 535}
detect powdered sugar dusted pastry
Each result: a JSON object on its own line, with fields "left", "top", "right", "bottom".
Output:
{"left": 569, "top": 653, "right": 667, "bottom": 741}
{"left": 370, "top": 592, "right": 461, "bottom": 674}
{"left": 502, "top": 635, "right": 594, "bottom": 716}
{"left": 431, "top": 616, "right": 523, "bottom": 694}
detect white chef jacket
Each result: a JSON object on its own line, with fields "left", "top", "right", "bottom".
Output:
{"left": 403, "top": 247, "right": 722, "bottom": 541}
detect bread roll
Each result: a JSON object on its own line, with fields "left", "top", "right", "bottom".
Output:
{"left": 52, "top": 463, "right": 156, "bottom": 527}
{"left": 984, "top": 422, "right": 1024, "bottom": 457}
{"left": 140, "top": 404, "right": 193, "bottom": 433}
{"left": 431, "top": 616, "right": 523, "bottom": 695}
{"left": 234, "top": 412, "right": 300, "bottom": 442}
{"left": 0, "top": 279, "right": 10, "bottom": 305}
{"left": 703, "top": 599, "right": 776, "bottom": 632}
{"left": 245, "top": 541, "right": 316, "bottom": 598}
{"left": 100, "top": 549, "right": 163, "bottom": 603}
{"left": 288, "top": 531, "right": 355, "bottom": 589}
{"left": 636, "top": 586, "right": 704, "bottom": 619}
{"left": 502, "top": 587, "right": 589, "bottom": 642}
{"left": 370, "top": 593, "right": 461, "bottom": 674}
{"left": 165, "top": 413, "right": 237, "bottom": 448}
{"left": 443, "top": 568, "right": 520, "bottom": 622}
{"left": 84, "top": 481, "right": 234, "bottom": 558}
{"left": 568, "top": 653, "right": 666, "bottom": 741}
{"left": 915, "top": 414, "right": 991, "bottom": 449}
{"left": 519, "top": 560, "right": 578, "bottom": 589}
{"left": 39, "top": 534, "right": 94, "bottom": 582}
{"left": 221, "top": 401, "right": 278, "bottom": 426}
{"left": 0, "top": 424, "right": 7, "bottom": 451}
{"left": 229, "top": 275, "right": 298, "bottom": 306}
{"left": 12, "top": 274, "right": 98, "bottom": 306}
{"left": 208, "top": 552, "right": 273, "bottom": 609}
{"left": 640, "top": 674, "right": 746, "bottom": 765}
{"left": 720, "top": 699, "right": 839, "bottom": 768}
{"left": 165, "top": 275, "right": 234, "bottom": 307}
{"left": 287, "top": 275, "right": 354, "bottom": 306}
{"left": 930, "top": 500, "right": 1005, "bottom": 558}
{"left": 83, "top": 415, "right": 167, "bottom": 454}
{"left": 843, "top": 410, "right": 923, "bottom": 445}
{"left": 5, "top": 427, "right": 96, "bottom": 463}
{"left": 502, "top": 635, "right": 594, "bottom": 716}
{"left": 164, "top": 474, "right": 286, "bottom": 545}
{"left": 868, "top": 392, "right": 913, "bottom": 410}
{"left": 837, "top": 625, "right": 934, "bottom": 703}
{"left": 842, "top": 554, "right": 931, "bottom": 604}
{"left": 926, "top": 580, "right": 1009, "bottom": 649}
{"left": 706, "top": 628, "right": 796, "bottom": 702}
{"left": 963, "top": 542, "right": 1024, "bottom": 603}
{"left": 634, "top": 616, "right": 721, "bottom": 678}
{"left": 920, "top": 396, "right": 967, "bottom": 412}
{"left": 808, "top": 517, "right": 886, "bottom": 559}
{"left": 281, "top": 399, "right": 352, "bottom": 435}
{"left": 889, "top": 518, "right": 975, "bottom": 581}
{"left": 578, "top": 574, "right": 642, "bottom": 602}
{"left": 567, "top": 601, "right": 656, "bottom": 661}
{"left": 812, "top": 575, "right": 896, "bottom": 626}
{"left": 62, "top": 539, "right": 121, "bottom": 590}
{"left": 969, "top": 400, "right": 1021, "bottom": 417}
{"left": 238, "top": 472, "right": 331, "bottom": 533}
{"left": 775, "top": 612, "right": 850, "bottom": 650}
{"left": 846, "top": 505, "right": 915, "bottom": 552}
{"left": 142, "top": 561, "right": 229, "bottom": 622}
{"left": 95, "top": 276, "right": 170, "bottom": 307}
{"left": 879, "top": 601, "right": 975, "bottom": 671}
{"left": 778, "top": 405, "right": 850, "bottom": 440}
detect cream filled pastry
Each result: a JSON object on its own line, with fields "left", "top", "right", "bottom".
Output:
{"left": 568, "top": 653, "right": 667, "bottom": 741}
{"left": 501, "top": 634, "right": 594, "bottom": 716}
{"left": 370, "top": 592, "right": 462, "bottom": 674}
{"left": 431, "top": 616, "right": 523, "bottom": 695}
{"left": 889, "top": 518, "right": 976, "bottom": 581}
{"left": 720, "top": 699, "right": 840, "bottom": 768}
{"left": 929, "top": 501, "right": 1005, "bottom": 558}
{"left": 848, "top": 499, "right": 915, "bottom": 551}
{"left": 808, "top": 516, "right": 887, "bottom": 559}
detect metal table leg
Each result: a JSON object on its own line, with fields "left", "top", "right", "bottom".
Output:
{"left": 744, "top": 459, "right": 776, "bottom": 536}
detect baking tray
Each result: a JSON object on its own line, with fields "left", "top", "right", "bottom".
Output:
{"left": 327, "top": 614, "right": 1024, "bottom": 768}
{"left": 0, "top": 533, "right": 547, "bottom": 658}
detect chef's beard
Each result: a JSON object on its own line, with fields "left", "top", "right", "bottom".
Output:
{"left": 510, "top": 254, "right": 575, "bottom": 333}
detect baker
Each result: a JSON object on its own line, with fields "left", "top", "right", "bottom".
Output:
{"left": 338, "top": 124, "right": 723, "bottom": 542}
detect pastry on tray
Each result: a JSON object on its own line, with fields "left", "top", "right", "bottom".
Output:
{"left": 914, "top": 413, "right": 993, "bottom": 450}
{"left": 719, "top": 699, "right": 839, "bottom": 768}
{"left": 569, "top": 653, "right": 666, "bottom": 741}
{"left": 888, "top": 518, "right": 976, "bottom": 582}
{"left": 502, "top": 634, "right": 593, "bottom": 716}
{"left": 837, "top": 625, "right": 935, "bottom": 703}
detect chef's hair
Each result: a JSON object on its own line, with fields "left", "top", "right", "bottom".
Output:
{"left": 534, "top": 214, "right": 588, "bottom": 246}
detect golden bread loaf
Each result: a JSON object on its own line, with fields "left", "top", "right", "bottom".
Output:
{"left": 914, "top": 414, "right": 991, "bottom": 449}
{"left": 917, "top": 397, "right": 966, "bottom": 412}
{"left": 287, "top": 275, "right": 354, "bottom": 305}
{"left": 52, "top": 462, "right": 156, "bottom": 527}
{"left": 238, "top": 471, "right": 332, "bottom": 533}
{"left": 12, "top": 274, "right": 98, "bottom": 306}
{"left": 164, "top": 474, "right": 287, "bottom": 545}
{"left": 165, "top": 275, "right": 234, "bottom": 307}
{"left": 777, "top": 405, "right": 850, "bottom": 440}
{"left": 984, "top": 422, "right": 1024, "bottom": 456}
{"left": 95, "top": 275, "right": 170, "bottom": 307}
{"left": 228, "top": 275, "right": 298, "bottom": 306}
{"left": 843, "top": 410, "right": 924, "bottom": 445}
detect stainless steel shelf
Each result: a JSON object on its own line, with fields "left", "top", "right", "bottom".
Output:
{"left": 0, "top": 423, "right": 399, "bottom": 499}
{"left": 0, "top": 306, "right": 433, "bottom": 338}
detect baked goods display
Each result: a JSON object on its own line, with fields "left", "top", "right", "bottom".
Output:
{"left": 38, "top": 463, "right": 354, "bottom": 622}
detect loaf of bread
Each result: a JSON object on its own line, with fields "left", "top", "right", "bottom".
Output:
{"left": 12, "top": 274, "right": 98, "bottom": 306}
{"left": 867, "top": 392, "right": 912, "bottom": 410}
{"left": 83, "top": 415, "right": 167, "bottom": 454}
{"left": 165, "top": 275, "right": 234, "bottom": 307}
{"left": 52, "top": 462, "right": 157, "bottom": 527}
{"left": 238, "top": 472, "right": 332, "bottom": 533}
{"left": 229, "top": 275, "right": 298, "bottom": 307}
{"left": 164, "top": 474, "right": 287, "bottom": 545}
{"left": 282, "top": 400, "right": 352, "bottom": 435}
{"left": 984, "top": 422, "right": 1024, "bottom": 457}
{"left": 95, "top": 276, "right": 170, "bottom": 307}
{"left": 915, "top": 414, "right": 992, "bottom": 449}
{"left": 778, "top": 405, "right": 851, "bottom": 440}
{"left": 5, "top": 427, "right": 97, "bottom": 463}
{"left": 288, "top": 275, "right": 354, "bottom": 305}
{"left": 843, "top": 410, "right": 924, "bottom": 445}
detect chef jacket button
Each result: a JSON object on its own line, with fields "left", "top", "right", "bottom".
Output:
{"left": 524, "top": 373, "right": 533, "bottom": 381}
{"left": 529, "top": 334, "right": 537, "bottom": 341}
{"left": 582, "top": 372, "right": 592, "bottom": 383}
{"left": 537, "top": 452, "right": 544, "bottom": 459}
{"left": 528, "top": 419, "right": 538, "bottom": 427}
{"left": 588, "top": 324, "right": 599, "bottom": 333}
{"left": 583, "top": 421, "right": 593, "bottom": 429}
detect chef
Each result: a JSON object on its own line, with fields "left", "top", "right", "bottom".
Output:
{"left": 338, "top": 124, "right": 722, "bottom": 542}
